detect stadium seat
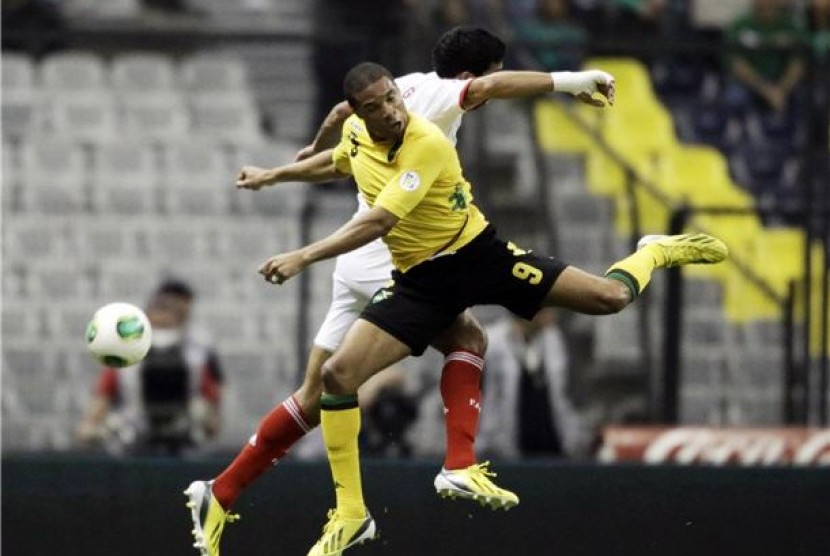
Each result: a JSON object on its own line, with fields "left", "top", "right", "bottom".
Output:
{"left": 143, "top": 218, "right": 216, "bottom": 262}
{"left": 19, "top": 139, "right": 89, "bottom": 213}
{"left": 189, "top": 95, "right": 264, "bottom": 145}
{"left": 658, "top": 144, "right": 755, "bottom": 208}
{"left": 180, "top": 53, "right": 251, "bottom": 97}
{"left": 3, "top": 214, "right": 75, "bottom": 263}
{"left": 120, "top": 93, "right": 191, "bottom": 143}
{"left": 159, "top": 141, "right": 232, "bottom": 214}
{"left": 45, "top": 93, "right": 120, "bottom": 143}
{"left": 2, "top": 53, "right": 41, "bottom": 140}
{"left": 27, "top": 260, "right": 95, "bottom": 300}
{"left": 534, "top": 99, "right": 598, "bottom": 154}
{"left": 90, "top": 141, "right": 160, "bottom": 214}
{"left": 97, "top": 260, "right": 159, "bottom": 303}
{"left": 39, "top": 51, "right": 108, "bottom": 94}
{"left": 74, "top": 217, "right": 144, "bottom": 262}
{"left": 111, "top": 52, "right": 178, "bottom": 94}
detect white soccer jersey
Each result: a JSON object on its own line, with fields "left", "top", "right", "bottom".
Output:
{"left": 315, "top": 72, "right": 473, "bottom": 351}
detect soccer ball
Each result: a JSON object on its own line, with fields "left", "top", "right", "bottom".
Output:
{"left": 85, "top": 302, "right": 153, "bottom": 367}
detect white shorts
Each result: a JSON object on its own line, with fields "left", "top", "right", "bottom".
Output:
{"left": 312, "top": 238, "right": 394, "bottom": 352}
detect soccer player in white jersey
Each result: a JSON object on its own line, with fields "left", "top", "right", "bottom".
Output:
{"left": 184, "top": 27, "right": 615, "bottom": 556}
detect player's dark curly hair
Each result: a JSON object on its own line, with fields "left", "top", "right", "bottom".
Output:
{"left": 432, "top": 26, "right": 506, "bottom": 78}
{"left": 343, "top": 62, "right": 395, "bottom": 108}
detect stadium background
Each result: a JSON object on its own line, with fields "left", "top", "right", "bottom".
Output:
{"left": 2, "top": 0, "right": 829, "bottom": 554}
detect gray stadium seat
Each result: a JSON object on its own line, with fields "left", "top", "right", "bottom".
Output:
{"left": 159, "top": 141, "right": 233, "bottom": 214}
{"left": 120, "top": 93, "right": 191, "bottom": 143}
{"left": 90, "top": 141, "right": 160, "bottom": 214}
{"left": 180, "top": 53, "right": 251, "bottom": 96}
{"left": 19, "top": 140, "right": 89, "bottom": 213}
{"left": 189, "top": 95, "right": 263, "bottom": 145}
{"left": 111, "top": 53, "right": 178, "bottom": 94}
{"left": 73, "top": 217, "right": 144, "bottom": 262}
{"left": 40, "top": 51, "right": 108, "bottom": 94}
{"left": 45, "top": 93, "right": 120, "bottom": 144}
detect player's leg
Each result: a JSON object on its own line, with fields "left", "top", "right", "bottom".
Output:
{"left": 429, "top": 309, "right": 487, "bottom": 470}
{"left": 184, "top": 277, "right": 363, "bottom": 556}
{"left": 308, "top": 319, "right": 412, "bottom": 556}
{"left": 543, "top": 233, "right": 728, "bottom": 312}
{"left": 427, "top": 312, "right": 518, "bottom": 509}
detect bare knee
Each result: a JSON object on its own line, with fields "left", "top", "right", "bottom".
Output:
{"left": 593, "top": 279, "right": 631, "bottom": 314}
{"left": 433, "top": 312, "right": 488, "bottom": 356}
{"left": 320, "top": 357, "right": 358, "bottom": 395}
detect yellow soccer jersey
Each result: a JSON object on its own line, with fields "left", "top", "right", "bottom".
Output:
{"left": 332, "top": 112, "right": 488, "bottom": 272}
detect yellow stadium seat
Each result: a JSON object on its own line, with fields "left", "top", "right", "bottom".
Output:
{"left": 657, "top": 144, "right": 754, "bottom": 208}
{"left": 534, "top": 99, "right": 597, "bottom": 154}
{"left": 601, "top": 102, "right": 677, "bottom": 154}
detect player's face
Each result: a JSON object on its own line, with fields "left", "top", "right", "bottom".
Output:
{"left": 352, "top": 77, "right": 408, "bottom": 142}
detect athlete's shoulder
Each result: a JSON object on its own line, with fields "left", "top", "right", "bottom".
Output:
{"left": 343, "top": 113, "right": 367, "bottom": 137}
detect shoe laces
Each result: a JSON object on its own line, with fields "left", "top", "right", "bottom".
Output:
{"left": 321, "top": 509, "right": 339, "bottom": 535}
{"left": 467, "top": 461, "right": 497, "bottom": 480}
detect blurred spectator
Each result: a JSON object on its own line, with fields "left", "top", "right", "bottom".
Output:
{"left": 76, "top": 279, "right": 224, "bottom": 457}
{"left": 513, "top": 0, "right": 588, "bottom": 71}
{"left": 724, "top": 0, "right": 808, "bottom": 114}
{"left": 477, "top": 309, "right": 592, "bottom": 459}
{"left": 807, "top": 0, "right": 830, "bottom": 59}
{"left": 612, "top": 0, "right": 669, "bottom": 35}
{"left": 358, "top": 365, "right": 419, "bottom": 458}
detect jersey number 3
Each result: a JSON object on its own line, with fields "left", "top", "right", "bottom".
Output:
{"left": 512, "top": 262, "right": 543, "bottom": 285}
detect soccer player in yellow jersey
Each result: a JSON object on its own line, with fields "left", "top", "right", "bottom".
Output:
{"left": 251, "top": 62, "right": 727, "bottom": 556}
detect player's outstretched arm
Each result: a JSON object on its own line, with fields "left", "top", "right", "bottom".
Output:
{"left": 236, "top": 148, "right": 344, "bottom": 190}
{"left": 463, "top": 69, "right": 615, "bottom": 109}
{"left": 259, "top": 206, "right": 399, "bottom": 285}
{"left": 296, "top": 101, "right": 354, "bottom": 161}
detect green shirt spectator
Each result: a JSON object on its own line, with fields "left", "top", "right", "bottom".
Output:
{"left": 725, "top": 0, "right": 808, "bottom": 112}
{"left": 514, "top": 0, "right": 587, "bottom": 71}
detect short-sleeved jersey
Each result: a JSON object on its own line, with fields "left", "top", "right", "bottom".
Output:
{"left": 333, "top": 112, "right": 488, "bottom": 273}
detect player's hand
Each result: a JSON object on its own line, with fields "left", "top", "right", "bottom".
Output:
{"left": 259, "top": 251, "right": 306, "bottom": 285}
{"left": 236, "top": 166, "right": 272, "bottom": 190}
{"left": 295, "top": 144, "right": 316, "bottom": 162}
{"left": 572, "top": 70, "right": 615, "bottom": 107}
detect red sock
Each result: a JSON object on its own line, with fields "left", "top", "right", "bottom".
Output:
{"left": 212, "top": 396, "right": 312, "bottom": 509}
{"left": 440, "top": 350, "right": 484, "bottom": 470}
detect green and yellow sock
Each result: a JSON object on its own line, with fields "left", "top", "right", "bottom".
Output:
{"left": 320, "top": 393, "right": 365, "bottom": 519}
{"left": 605, "top": 244, "right": 667, "bottom": 300}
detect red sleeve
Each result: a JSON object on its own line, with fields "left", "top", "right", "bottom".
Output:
{"left": 200, "top": 366, "right": 221, "bottom": 404}
{"left": 95, "top": 368, "right": 119, "bottom": 399}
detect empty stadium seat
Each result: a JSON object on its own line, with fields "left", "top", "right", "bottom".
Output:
{"left": 90, "top": 141, "right": 160, "bottom": 214}
{"left": 19, "top": 139, "right": 89, "bottom": 213}
{"left": 3, "top": 54, "right": 42, "bottom": 140}
{"left": 180, "top": 53, "right": 251, "bottom": 97}
{"left": 120, "top": 93, "right": 191, "bottom": 143}
{"left": 189, "top": 95, "right": 264, "bottom": 144}
{"left": 159, "top": 141, "right": 233, "bottom": 214}
{"left": 45, "top": 93, "right": 120, "bottom": 143}
{"left": 40, "top": 51, "right": 108, "bottom": 94}
{"left": 111, "top": 52, "right": 178, "bottom": 94}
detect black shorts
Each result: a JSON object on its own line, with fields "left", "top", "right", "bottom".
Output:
{"left": 360, "top": 226, "right": 568, "bottom": 356}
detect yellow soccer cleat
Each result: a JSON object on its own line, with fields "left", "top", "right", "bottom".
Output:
{"left": 434, "top": 461, "right": 519, "bottom": 511}
{"left": 637, "top": 233, "right": 728, "bottom": 267}
{"left": 306, "top": 508, "right": 377, "bottom": 556}
{"left": 184, "top": 480, "right": 240, "bottom": 556}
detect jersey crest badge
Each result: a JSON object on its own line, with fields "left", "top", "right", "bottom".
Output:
{"left": 399, "top": 171, "right": 421, "bottom": 191}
